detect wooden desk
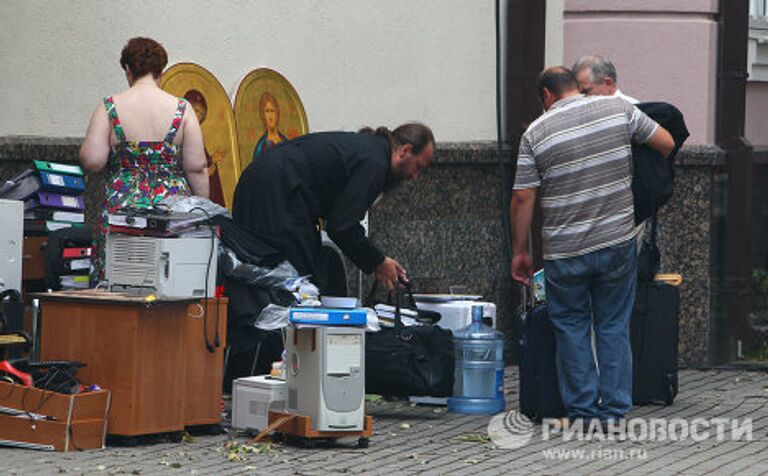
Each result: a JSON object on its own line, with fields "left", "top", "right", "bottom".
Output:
{"left": 35, "top": 290, "right": 227, "bottom": 436}
{"left": 183, "top": 298, "right": 227, "bottom": 426}
{"left": 22, "top": 235, "right": 48, "bottom": 281}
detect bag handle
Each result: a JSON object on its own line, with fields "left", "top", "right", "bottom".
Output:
{"left": 401, "top": 281, "right": 418, "bottom": 309}
{"left": 394, "top": 285, "right": 405, "bottom": 333}
{"left": 364, "top": 280, "right": 418, "bottom": 309}
{"left": 365, "top": 280, "right": 418, "bottom": 334}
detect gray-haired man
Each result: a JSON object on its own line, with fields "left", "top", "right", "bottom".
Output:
{"left": 572, "top": 55, "right": 639, "bottom": 105}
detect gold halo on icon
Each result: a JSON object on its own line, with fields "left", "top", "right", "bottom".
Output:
{"left": 233, "top": 68, "right": 309, "bottom": 172}
{"left": 161, "top": 63, "right": 240, "bottom": 210}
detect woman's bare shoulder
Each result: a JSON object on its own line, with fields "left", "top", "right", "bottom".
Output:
{"left": 157, "top": 88, "right": 182, "bottom": 103}
{"left": 109, "top": 87, "right": 133, "bottom": 101}
{"left": 112, "top": 87, "right": 179, "bottom": 105}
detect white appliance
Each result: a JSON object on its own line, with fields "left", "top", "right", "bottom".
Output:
{"left": 285, "top": 326, "right": 365, "bottom": 432}
{"left": 414, "top": 298, "right": 497, "bottom": 331}
{"left": 0, "top": 200, "right": 23, "bottom": 292}
{"left": 232, "top": 375, "right": 287, "bottom": 431}
{"left": 105, "top": 233, "right": 218, "bottom": 299}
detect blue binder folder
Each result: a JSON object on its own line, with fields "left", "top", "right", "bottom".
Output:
{"left": 39, "top": 171, "right": 85, "bottom": 195}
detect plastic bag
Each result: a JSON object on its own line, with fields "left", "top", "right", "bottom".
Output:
{"left": 219, "top": 246, "right": 318, "bottom": 297}
{"left": 365, "top": 307, "right": 381, "bottom": 332}
{"left": 159, "top": 195, "right": 230, "bottom": 219}
{"left": 255, "top": 304, "right": 290, "bottom": 330}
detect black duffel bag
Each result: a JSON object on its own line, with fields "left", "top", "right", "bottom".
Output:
{"left": 365, "top": 283, "right": 455, "bottom": 397}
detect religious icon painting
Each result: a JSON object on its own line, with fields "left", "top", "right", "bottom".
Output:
{"left": 160, "top": 63, "right": 240, "bottom": 210}
{"left": 233, "top": 68, "right": 309, "bottom": 172}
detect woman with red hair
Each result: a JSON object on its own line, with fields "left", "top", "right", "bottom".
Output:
{"left": 79, "top": 37, "right": 208, "bottom": 278}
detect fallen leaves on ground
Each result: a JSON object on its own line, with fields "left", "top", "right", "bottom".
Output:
{"left": 223, "top": 440, "right": 278, "bottom": 462}
{"left": 403, "top": 453, "right": 430, "bottom": 465}
{"left": 457, "top": 433, "right": 491, "bottom": 443}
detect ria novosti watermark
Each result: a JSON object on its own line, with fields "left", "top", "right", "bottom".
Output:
{"left": 488, "top": 410, "right": 753, "bottom": 450}
{"left": 541, "top": 447, "right": 649, "bottom": 461}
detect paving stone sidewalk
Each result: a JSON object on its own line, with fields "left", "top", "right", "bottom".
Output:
{"left": 1, "top": 368, "right": 767, "bottom": 475}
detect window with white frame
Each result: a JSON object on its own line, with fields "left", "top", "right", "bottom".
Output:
{"left": 749, "top": 0, "right": 768, "bottom": 81}
{"left": 752, "top": 0, "right": 767, "bottom": 17}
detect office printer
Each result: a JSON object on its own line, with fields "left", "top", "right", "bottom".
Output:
{"left": 105, "top": 233, "right": 218, "bottom": 299}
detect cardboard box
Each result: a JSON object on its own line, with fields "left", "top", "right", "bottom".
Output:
{"left": 0, "top": 380, "right": 110, "bottom": 451}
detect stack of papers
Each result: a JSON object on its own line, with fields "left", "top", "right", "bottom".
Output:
{"left": 107, "top": 210, "right": 211, "bottom": 236}
{"left": 59, "top": 275, "right": 90, "bottom": 289}
{"left": 374, "top": 304, "right": 421, "bottom": 327}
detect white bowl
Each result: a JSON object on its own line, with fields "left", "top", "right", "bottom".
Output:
{"left": 320, "top": 296, "right": 359, "bottom": 309}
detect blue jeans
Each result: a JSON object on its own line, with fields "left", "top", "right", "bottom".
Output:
{"left": 544, "top": 239, "right": 637, "bottom": 421}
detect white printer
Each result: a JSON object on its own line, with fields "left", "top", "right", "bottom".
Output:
{"left": 105, "top": 233, "right": 218, "bottom": 299}
{"left": 232, "top": 375, "right": 287, "bottom": 431}
{"left": 413, "top": 295, "right": 497, "bottom": 331}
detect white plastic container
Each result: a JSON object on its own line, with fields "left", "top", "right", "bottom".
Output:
{"left": 414, "top": 299, "right": 497, "bottom": 331}
{"left": 232, "top": 375, "right": 287, "bottom": 431}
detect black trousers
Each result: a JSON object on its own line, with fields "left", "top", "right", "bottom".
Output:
{"left": 264, "top": 190, "right": 326, "bottom": 293}
{"left": 233, "top": 160, "right": 328, "bottom": 293}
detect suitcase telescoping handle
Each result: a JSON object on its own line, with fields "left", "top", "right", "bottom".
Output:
{"left": 520, "top": 283, "right": 535, "bottom": 312}
{"left": 517, "top": 229, "right": 536, "bottom": 312}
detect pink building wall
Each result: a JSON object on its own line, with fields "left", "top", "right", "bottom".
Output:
{"left": 745, "top": 82, "right": 768, "bottom": 144}
{"left": 562, "top": 0, "right": 719, "bottom": 145}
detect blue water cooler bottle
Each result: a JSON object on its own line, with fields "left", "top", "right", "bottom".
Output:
{"left": 447, "top": 305, "right": 505, "bottom": 414}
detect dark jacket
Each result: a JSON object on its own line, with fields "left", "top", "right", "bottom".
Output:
{"left": 632, "top": 102, "right": 690, "bottom": 224}
{"left": 233, "top": 132, "right": 396, "bottom": 275}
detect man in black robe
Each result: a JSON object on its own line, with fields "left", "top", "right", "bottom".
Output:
{"left": 232, "top": 123, "right": 435, "bottom": 292}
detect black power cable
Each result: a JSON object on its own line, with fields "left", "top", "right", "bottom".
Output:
{"left": 140, "top": 203, "right": 221, "bottom": 353}
{"left": 188, "top": 207, "right": 220, "bottom": 354}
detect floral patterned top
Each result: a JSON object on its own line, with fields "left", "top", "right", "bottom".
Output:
{"left": 95, "top": 96, "right": 192, "bottom": 278}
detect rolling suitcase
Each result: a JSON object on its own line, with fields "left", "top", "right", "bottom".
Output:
{"left": 630, "top": 280, "right": 680, "bottom": 405}
{"left": 516, "top": 287, "right": 566, "bottom": 421}
{"left": 631, "top": 215, "right": 680, "bottom": 405}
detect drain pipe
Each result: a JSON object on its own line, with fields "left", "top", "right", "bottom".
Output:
{"left": 717, "top": 0, "right": 759, "bottom": 349}
{"left": 497, "top": 0, "right": 546, "bottom": 270}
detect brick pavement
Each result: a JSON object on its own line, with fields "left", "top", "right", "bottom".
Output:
{"left": 0, "top": 368, "right": 766, "bottom": 475}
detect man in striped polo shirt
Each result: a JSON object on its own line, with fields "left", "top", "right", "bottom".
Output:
{"left": 510, "top": 67, "right": 674, "bottom": 425}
